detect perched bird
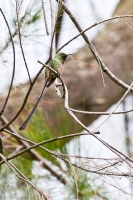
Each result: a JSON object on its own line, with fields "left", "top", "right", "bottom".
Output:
{"left": 45, "top": 52, "right": 69, "bottom": 87}
{"left": 19, "top": 52, "right": 70, "bottom": 130}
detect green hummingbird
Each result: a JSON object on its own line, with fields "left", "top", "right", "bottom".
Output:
{"left": 19, "top": 52, "right": 70, "bottom": 130}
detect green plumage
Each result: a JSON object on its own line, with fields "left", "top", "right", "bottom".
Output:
{"left": 19, "top": 52, "right": 70, "bottom": 130}
{"left": 45, "top": 52, "right": 69, "bottom": 87}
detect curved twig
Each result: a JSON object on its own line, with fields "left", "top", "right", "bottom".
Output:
{"left": 0, "top": 8, "right": 16, "bottom": 116}
{"left": 57, "top": 15, "right": 133, "bottom": 52}
{"left": 67, "top": 107, "right": 133, "bottom": 115}
{"left": 58, "top": 2, "right": 133, "bottom": 91}
{"left": 63, "top": 82, "right": 133, "bottom": 165}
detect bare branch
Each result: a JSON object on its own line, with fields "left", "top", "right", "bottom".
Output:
{"left": 1, "top": 115, "right": 66, "bottom": 185}
{"left": 0, "top": 153, "right": 51, "bottom": 199}
{"left": 41, "top": 0, "right": 49, "bottom": 35}
{"left": 0, "top": 8, "right": 16, "bottom": 116}
{"left": 15, "top": 0, "right": 32, "bottom": 84}
{"left": 58, "top": 2, "right": 133, "bottom": 92}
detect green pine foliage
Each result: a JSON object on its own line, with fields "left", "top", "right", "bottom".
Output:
{"left": 17, "top": 106, "right": 82, "bottom": 169}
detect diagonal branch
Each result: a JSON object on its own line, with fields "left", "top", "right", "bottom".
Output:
{"left": 0, "top": 115, "right": 66, "bottom": 185}
{"left": 0, "top": 153, "right": 50, "bottom": 199}
{"left": 0, "top": 8, "right": 16, "bottom": 116}
{"left": 41, "top": 0, "right": 49, "bottom": 35}
{"left": 15, "top": 0, "right": 32, "bottom": 84}
{"left": 60, "top": 2, "right": 133, "bottom": 91}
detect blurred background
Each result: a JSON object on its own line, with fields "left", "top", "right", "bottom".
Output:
{"left": 1, "top": 0, "right": 133, "bottom": 200}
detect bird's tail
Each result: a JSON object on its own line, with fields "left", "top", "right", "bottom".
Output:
{"left": 19, "top": 78, "right": 48, "bottom": 131}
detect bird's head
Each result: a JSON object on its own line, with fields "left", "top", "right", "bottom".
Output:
{"left": 56, "top": 52, "right": 72, "bottom": 63}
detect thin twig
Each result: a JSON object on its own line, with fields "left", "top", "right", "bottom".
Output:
{"left": 1, "top": 14, "right": 133, "bottom": 131}
{"left": 15, "top": 0, "right": 32, "bottom": 84}
{"left": 38, "top": 60, "right": 66, "bottom": 98}
{"left": 0, "top": 59, "right": 48, "bottom": 131}
{"left": 63, "top": 81, "right": 133, "bottom": 166}
{"left": 49, "top": 0, "right": 56, "bottom": 58}
{"left": 0, "top": 128, "right": 99, "bottom": 165}
{"left": 54, "top": 3, "right": 133, "bottom": 167}
{"left": 57, "top": 15, "right": 133, "bottom": 52}
{"left": 41, "top": 0, "right": 49, "bottom": 35}
{"left": 67, "top": 107, "right": 133, "bottom": 115}
{"left": 93, "top": 81, "right": 133, "bottom": 131}
{"left": 57, "top": 4, "right": 133, "bottom": 91}
{"left": 0, "top": 115, "right": 66, "bottom": 185}
{"left": 0, "top": 8, "right": 16, "bottom": 116}
{"left": 0, "top": 29, "right": 17, "bottom": 55}
{"left": 0, "top": 154, "right": 51, "bottom": 199}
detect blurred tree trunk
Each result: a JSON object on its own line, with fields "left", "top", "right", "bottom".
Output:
{"left": 1, "top": 0, "right": 133, "bottom": 127}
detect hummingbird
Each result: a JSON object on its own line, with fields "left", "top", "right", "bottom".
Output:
{"left": 19, "top": 52, "right": 70, "bottom": 131}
